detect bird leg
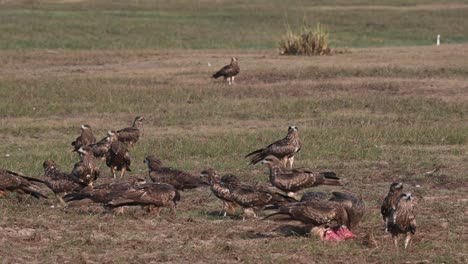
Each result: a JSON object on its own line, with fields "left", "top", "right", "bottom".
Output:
{"left": 111, "top": 167, "right": 116, "bottom": 178}
{"left": 232, "top": 76, "right": 235, "bottom": 84}
{"left": 404, "top": 233, "right": 412, "bottom": 249}
{"left": 120, "top": 167, "right": 126, "bottom": 178}
{"left": 56, "top": 194, "right": 67, "bottom": 207}
{"left": 223, "top": 201, "right": 236, "bottom": 216}
{"left": 242, "top": 208, "right": 257, "bottom": 220}
{"left": 393, "top": 236, "right": 400, "bottom": 253}
{"left": 113, "top": 206, "right": 125, "bottom": 215}
{"left": 286, "top": 156, "right": 295, "bottom": 169}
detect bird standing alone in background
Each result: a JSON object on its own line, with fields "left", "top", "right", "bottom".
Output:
{"left": 212, "top": 57, "right": 240, "bottom": 85}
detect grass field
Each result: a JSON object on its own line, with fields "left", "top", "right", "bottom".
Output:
{"left": 1, "top": 0, "right": 468, "bottom": 263}
{"left": 1, "top": 0, "right": 468, "bottom": 49}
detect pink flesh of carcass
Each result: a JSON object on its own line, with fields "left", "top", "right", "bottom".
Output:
{"left": 322, "top": 226, "right": 357, "bottom": 241}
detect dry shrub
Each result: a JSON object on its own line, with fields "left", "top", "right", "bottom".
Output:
{"left": 279, "top": 23, "right": 331, "bottom": 56}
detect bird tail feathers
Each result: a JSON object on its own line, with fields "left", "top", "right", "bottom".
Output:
{"left": 322, "top": 172, "right": 341, "bottom": 186}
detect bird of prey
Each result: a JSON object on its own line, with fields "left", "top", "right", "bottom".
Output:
{"left": 222, "top": 178, "right": 297, "bottom": 219}
{"left": 144, "top": 155, "right": 209, "bottom": 191}
{"left": 71, "top": 146, "right": 100, "bottom": 185}
{"left": 89, "top": 135, "right": 111, "bottom": 160}
{"left": 107, "top": 182, "right": 180, "bottom": 217}
{"left": 71, "top": 124, "right": 96, "bottom": 152}
{"left": 200, "top": 168, "right": 241, "bottom": 217}
{"left": 116, "top": 116, "right": 144, "bottom": 147}
{"left": 65, "top": 181, "right": 180, "bottom": 217}
{"left": 212, "top": 57, "right": 240, "bottom": 85}
{"left": 381, "top": 182, "right": 404, "bottom": 230}
{"left": 386, "top": 193, "right": 417, "bottom": 250}
{"left": 264, "top": 192, "right": 365, "bottom": 241}
{"left": 106, "top": 131, "right": 131, "bottom": 178}
{"left": 260, "top": 155, "right": 340, "bottom": 200}
{"left": 245, "top": 126, "right": 302, "bottom": 169}
{"left": 42, "top": 160, "right": 87, "bottom": 206}
{"left": 0, "top": 169, "right": 47, "bottom": 199}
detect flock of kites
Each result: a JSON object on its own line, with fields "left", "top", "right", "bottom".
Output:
{"left": 1, "top": 59, "right": 416, "bottom": 250}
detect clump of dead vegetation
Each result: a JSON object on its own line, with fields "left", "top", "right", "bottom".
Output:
{"left": 279, "top": 22, "right": 331, "bottom": 56}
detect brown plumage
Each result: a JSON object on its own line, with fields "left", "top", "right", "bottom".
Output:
{"left": 116, "top": 116, "right": 144, "bottom": 147}
{"left": 387, "top": 193, "right": 417, "bottom": 250}
{"left": 260, "top": 155, "right": 340, "bottom": 199}
{"left": 144, "top": 155, "right": 209, "bottom": 191}
{"left": 201, "top": 168, "right": 241, "bottom": 217}
{"left": 328, "top": 192, "right": 366, "bottom": 231}
{"left": 64, "top": 176, "right": 147, "bottom": 205}
{"left": 71, "top": 146, "right": 100, "bottom": 185}
{"left": 264, "top": 192, "right": 364, "bottom": 240}
{"left": 106, "top": 182, "right": 180, "bottom": 217}
{"left": 245, "top": 126, "right": 302, "bottom": 169}
{"left": 89, "top": 136, "right": 111, "bottom": 160}
{"left": 42, "top": 160, "right": 87, "bottom": 206}
{"left": 106, "top": 131, "right": 131, "bottom": 178}
{"left": 300, "top": 191, "right": 329, "bottom": 202}
{"left": 381, "top": 182, "right": 404, "bottom": 230}
{"left": 223, "top": 178, "right": 297, "bottom": 219}
{"left": 0, "top": 169, "right": 47, "bottom": 199}
{"left": 212, "top": 57, "right": 240, "bottom": 85}
{"left": 71, "top": 124, "right": 96, "bottom": 152}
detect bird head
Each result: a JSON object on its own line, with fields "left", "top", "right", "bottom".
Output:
{"left": 400, "top": 193, "right": 412, "bottom": 201}
{"left": 107, "top": 130, "right": 118, "bottom": 141}
{"left": 144, "top": 155, "right": 162, "bottom": 171}
{"left": 42, "top": 160, "right": 57, "bottom": 170}
{"left": 200, "top": 168, "right": 220, "bottom": 183}
{"left": 231, "top": 57, "right": 238, "bottom": 63}
{"left": 288, "top": 126, "right": 298, "bottom": 134}
{"left": 389, "top": 182, "right": 403, "bottom": 192}
{"left": 81, "top": 124, "right": 91, "bottom": 130}
{"left": 77, "top": 146, "right": 92, "bottom": 155}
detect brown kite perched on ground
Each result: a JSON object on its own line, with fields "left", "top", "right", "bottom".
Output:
{"left": 71, "top": 124, "right": 96, "bottom": 152}
{"left": 212, "top": 57, "right": 240, "bottom": 85}
{"left": 71, "top": 146, "right": 100, "bottom": 185}
{"left": 0, "top": 169, "right": 47, "bottom": 199}
{"left": 386, "top": 193, "right": 417, "bottom": 250}
{"left": 246, "top": 126, "right": 302, "bottom": 169}
{"left": 106, "top": 131, "right": 131, "bottom": 178}
{"left": 200, "top": 168, "right": 241, "bottom": 217}
{"left": 144, "top": 155, "right": 209, "bottom": 191}
{"left": 264, "top": 192, "right": 365, "bottom": 241}
{"left": 42, "top": 160, "right": 87, "bottom": 206}
{"left": 381, "top": 182, "right": 404, "bottom": 231}
{"left": 223, "top": 179, "right": 297, "bottom": 219}
{"left": 116, "top": 116, "right": 144, "bottom": 147}
{"left": 65, "top": 180, "right": 180, "bottom": 217}
{"left": 260, "top": 155, "right": 340, "bottom": 200}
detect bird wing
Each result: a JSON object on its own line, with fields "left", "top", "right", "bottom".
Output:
{"left": 116, "top": 127, "right": 139, "bottom": 141}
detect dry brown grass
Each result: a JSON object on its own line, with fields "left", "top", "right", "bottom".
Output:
{"left": 0, "top": 45, "right": 467, "bottom": 263}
